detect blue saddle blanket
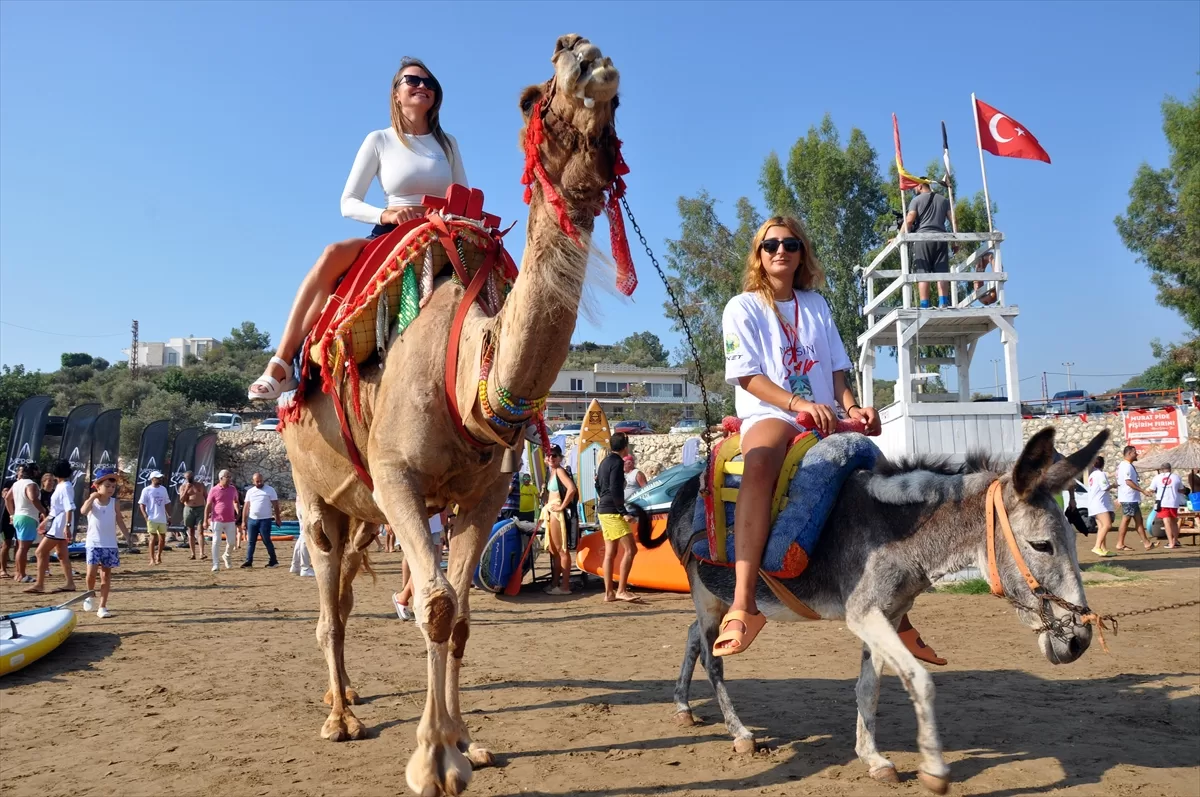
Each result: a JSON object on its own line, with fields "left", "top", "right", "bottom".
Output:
{"left": 692, "top": 432, "right": 879, "bottom": 572}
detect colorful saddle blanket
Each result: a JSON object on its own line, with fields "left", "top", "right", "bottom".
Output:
{"left": 692, "top": 430, "right": 879, "bottom": 578}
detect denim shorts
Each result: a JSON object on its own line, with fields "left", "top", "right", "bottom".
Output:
{"left": 1120, "top": 502, "right": 1142, "bottom": 519}
{"left": 87, "top": 546, "right": 120, "bottom": 568}
{"left": 366, "top": 223, "right": 398, "bottom": 240}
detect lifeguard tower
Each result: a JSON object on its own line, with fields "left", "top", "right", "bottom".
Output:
{"left": 857, "top": 228, "right": 1021, "bottom": 463}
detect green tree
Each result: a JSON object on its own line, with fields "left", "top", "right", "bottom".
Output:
{"left": 159, "top": 368, "right": 248, "bottom": 408}
{"left": 0, "top": 365, "right": 51, "bottom": 455}
{"left": 760, "top": 115, "right": 890, "bottom": 378}
{"left": 614, "top": 331, "right": 669, "bottom": 368}
{"left": 61, "top": 352, "right": 93, "bottom": 368}
{"left": 1115, "top": 88, "right": 1200, "bottom": 333}
{"left": 661, "top": 191, "right": 761, "bottom": 414}
{"left": 92, "top": 357, "right": 110, "bottom": 371}
{"left": 222, "top": 321, "right": 271, "bottom": 352}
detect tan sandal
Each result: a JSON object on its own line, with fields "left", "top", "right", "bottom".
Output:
{"left": 713, "top": 610, "right": 767, "bottom": 657}
{"left": 898, "top": 616, "right": 947, "bottom": 666}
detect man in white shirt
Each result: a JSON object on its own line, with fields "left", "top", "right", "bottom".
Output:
{"left": 240, "top": 472, "right": 280, "bottom": 568}
{"left": 1153, "top": 463, "right": 1188, "bottom": 549}
{"left": 1085, "top": 456, "right": 1117, "bottom": 556}
{"left": 1115, "top": 446, "right": 1155, "bottom": 551}
{"left": 139, "top": 471, "right": 171, "bottom": 565}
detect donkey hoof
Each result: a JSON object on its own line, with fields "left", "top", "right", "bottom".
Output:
{"left": 870, "top": 766, "right": 899, "bottom": 784}
{"left": 674, "top": 710, "right": 696, "bottom": 727}
{"left": 732, "top": 736, "right": 756, "bottom": 754}
{"left": 917, "top": 770, "right": 951, "bottom": 795}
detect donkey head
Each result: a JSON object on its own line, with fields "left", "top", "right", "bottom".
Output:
{"left": 996, "top": 426, "right": 1109, "bottom": 664}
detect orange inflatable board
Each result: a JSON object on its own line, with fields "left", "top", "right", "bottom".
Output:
{"left": 575, "top": 514, "right": 690, "bottom": 593}
{"left": 579, "top": 399, "right": 611, "bottom": 449}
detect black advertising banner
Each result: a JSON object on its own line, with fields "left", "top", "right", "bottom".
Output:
{"left": 3, "top": 394, "right": 53, "bottom": 480}
{"left": 90, "top": 409, "right": 122, "bottom": 478}
{"left": 58, "top": 403, "right": 101, "bottom": 534}
{"left": 193, "top": 433, "right": 217, "bottom": 489}
{"left": 130, "top": 419, "right": 170, "bottom": 533}
{"left": 167, "top": 427, "right": 201, "bottom": 529}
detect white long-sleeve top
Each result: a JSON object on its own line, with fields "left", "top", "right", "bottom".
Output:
{"left": 339, "top": 128, "right": 468, "bottom": 225}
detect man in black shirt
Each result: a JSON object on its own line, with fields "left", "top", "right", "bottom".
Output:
{"left": 596, "top": 432, "right": 638, "bottom": 602}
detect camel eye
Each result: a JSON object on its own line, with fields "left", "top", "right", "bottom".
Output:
{"left": 1028, "top": 540, "right": 1054, "bottom": 554}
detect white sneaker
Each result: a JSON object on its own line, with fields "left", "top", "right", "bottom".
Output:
{"left": 300, "top": 567, "right": 315, "bottom": 577}
{"left": 222, "top": 554, "right": 231, "bottom": 570}
{"left": 289, "top": 564, "right": 299, "bottom": 574}
{"left": 211, "top": 565, "right": 219, "bottom": 572}
{"left": 83, "top": 597, "right": 94, "bottom": 612}
{"left": 97, "top": 607, "right": 112, "bottom": 619}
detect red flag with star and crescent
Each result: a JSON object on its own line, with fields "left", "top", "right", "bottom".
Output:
{"left": 974, "top": 97, "right": 1051, "bottom": 163}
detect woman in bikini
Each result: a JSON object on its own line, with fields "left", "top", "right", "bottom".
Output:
{"left": 249, "top": 57, "right": 468, "bottom": 399}
{"left": 714, "top": 216, "right": 943, "bottom": 665}
{"left": 541, "top": 446, "right": 577, "bottom": 595}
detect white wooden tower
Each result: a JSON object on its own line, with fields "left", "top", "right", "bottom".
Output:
{"left": 857, "top": 229, "right": 1022, "bottom": 463}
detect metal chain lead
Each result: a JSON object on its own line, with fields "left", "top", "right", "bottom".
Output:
{"left": 620, "top": 196, "right": 715, "bottom": 465}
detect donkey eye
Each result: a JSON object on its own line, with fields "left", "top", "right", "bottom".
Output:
{"left": 1028, "top": 540, "right": 1054, "bottom": 554}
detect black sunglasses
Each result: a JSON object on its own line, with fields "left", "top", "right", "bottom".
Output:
{"left": 761, "top": 237, "right": 803, "bottom": 255}
{"left": 398, "top": 74, "right": 437, "bottom": 90}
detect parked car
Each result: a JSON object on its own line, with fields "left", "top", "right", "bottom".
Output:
{"left": 554, "top": 422, "right": 582, "bottom": 435}
{"left": 613, "top": 419, "right": 652, "bottom": 435}
{"left": 1050, "top": 390, "right": 1090, "bottom": 414}
{"left": 204, "top": 412, "right": 243, "bottom": 431}
{"left": 254, "top": 417, "right": 281, "bottom": 432}
{"left": 669, "top": 418, "right": 706, "bottom": 435}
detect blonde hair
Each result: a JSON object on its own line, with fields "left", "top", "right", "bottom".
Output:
{"left": 742, "top": 216, "right": 825, "bottom": 307}
{"left": 391, "top": 57, "right": 457, "bottom": 169}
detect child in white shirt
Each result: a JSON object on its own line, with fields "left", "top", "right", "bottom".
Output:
{"left": 81, "top": 468, "right": 129, "bottom": 618}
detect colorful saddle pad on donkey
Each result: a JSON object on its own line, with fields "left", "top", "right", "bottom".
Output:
{"left": 692, "top": 424, "right": 879, "bottom": 579}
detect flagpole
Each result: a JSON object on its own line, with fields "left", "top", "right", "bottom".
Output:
{"left": 971, "top": 92, "right": 995, "bottom": 232}
{"left": 941, "top": 121, "right": 958, "bottom": 233}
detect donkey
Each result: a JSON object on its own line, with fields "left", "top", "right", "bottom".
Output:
{"left": 634, "top": 426, "right": 1108, "bottom": 793}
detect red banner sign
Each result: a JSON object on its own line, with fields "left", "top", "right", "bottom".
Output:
{"left": 1123, "top": 407, "right": 1187, "bottom": 451}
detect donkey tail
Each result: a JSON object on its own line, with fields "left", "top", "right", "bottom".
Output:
{"left": 630, "top": 504, "right": 669, "bottom": 549}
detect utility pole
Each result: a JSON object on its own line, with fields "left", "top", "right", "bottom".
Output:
{"left": 991, "top": 358, "right": 1002, "bottom": 398}
{"left": 1062, "top": 362, "right": 1075, "bottom": 391}
{"left": 1041, "top": 371, "right": 1048, "bottom": 403}
{"left": 130, "top": 319, "right": 140, "bottom": 382}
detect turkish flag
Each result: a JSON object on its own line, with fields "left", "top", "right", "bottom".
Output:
{"left": 975, "top": 98, "right": 1051, "bottom": 163}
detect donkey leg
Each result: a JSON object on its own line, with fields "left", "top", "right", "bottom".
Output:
{"left": 673, "top": 620, "right": 702, "bottom": 725}
{"left": 373, "top": 475, "right": 470, "bottom": 797}
{"left": 855, "top": 643, "right": 897, "bottom": 782}
{"left": 442, "top": 493, "right": 507, "bottom": 769}
{"left": 692, "top": 578, "right": 756, "bottom": 753}
{"left": 307, "top": 501, "right": 366, "bottom": 741}
{"left": 847, "top": 607, "right": 949, "bottom": 794}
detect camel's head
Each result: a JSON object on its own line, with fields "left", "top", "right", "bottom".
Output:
{"left": 519, "top": 34, "right": 621, "bottom": 217}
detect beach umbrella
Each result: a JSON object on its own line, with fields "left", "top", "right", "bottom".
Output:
{"left": 1136, "top": 439, "right": 1200, "bottom": 470}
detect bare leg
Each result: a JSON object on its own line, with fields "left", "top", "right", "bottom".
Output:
{"left": 616, "top": 533, "right": 636, "bottom": 599}
{"left": 602, "top": 538, "right": 617, "bottom": 600}
{"left": 1093, "top": 511, "right": 1112, "bottom": 552}
{"left": 1134, "top": 513, "right": 1153, "bottom": 547}
{"left": 1165, "top": 516, "right": 1180, "bottom": 547}
{"left": 558, "top": 537, "right": 572, "bottom": 592}
{"left": 15, "top": 540, "right": 31, "bottom": 580}
{"left": 56, "top": 539, "right": 76, "bottom": 589}
{"left": 718, "top": 418, "right": 792, "bottom": 651}
{"left": 1115, "top": 512, "right": 1131, "bottom": 549}
{"left": 98, "top": 566, "right": 111, "bottom": 609}
{"left": 1, "top": 535, "right": 11, "bottom": 578}
{"left": 251, "top": 239, "right": 369, "bottom": 395}
{"left": 28, "top": 536, "right": 54, "bottom": 591}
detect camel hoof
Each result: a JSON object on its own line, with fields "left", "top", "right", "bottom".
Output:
{"left": 870, "top": 766, "right": 900, "bottom": 784}
{"left": 674, "top": 710, "right": 696, "bottom": 727}
{"left": 323, "top": 688, "right": 360, "bottom": 706}
{"left": 918, "top": 770, "right": 951, "bottom": 795}
{"left": 733, "top": 736, "right": 756, "bottom": 754}
{"left": 320, "top": 711, "right": 366, "bottom": 742}
{"left": 466, "top": 742, "right": 495, "bottom": 768}
{"left": 407, "top": 743, "right": 472, "bottom": 797}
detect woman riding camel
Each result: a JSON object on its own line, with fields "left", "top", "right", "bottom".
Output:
{"left": 249, "top": 58, "right": 468, "bottom": 399}
{"left": 715, "top": 216, "right": 944, "bottom": 665}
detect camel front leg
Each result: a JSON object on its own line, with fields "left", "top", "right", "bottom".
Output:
{"left": 372, "top": 473, "right": 470, "bottom": 797}
{"left": 304, "top": 498, "right": 366, "bottom": 741}
{"left": 442, "top": 490, "right": 508, "bottom": 769}
{"left": 846, "top": 608, "right": 950, "bottom": 795}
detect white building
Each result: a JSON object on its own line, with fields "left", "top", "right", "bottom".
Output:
{"left": 123, "top": 336, "right": 217, "bottom": 368}
{"left": 546, "top": 362, "right": 703, "bottom": 422}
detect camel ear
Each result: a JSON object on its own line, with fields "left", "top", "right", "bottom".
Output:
{"left": 1012, "top": 427, "right": 1058, "bottom": 498}
{"left": 519, "top": 84, "right": 543, "bottom": 118}
{"left": 553, "top": 34, "right": 584, "bottom": 61}
{"left": 1038, "top": 430, "right": 1110, "bottom": 493}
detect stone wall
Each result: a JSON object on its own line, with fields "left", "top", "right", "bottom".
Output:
{"left": 216, "top": 430, "right": 295, "bottom": 498}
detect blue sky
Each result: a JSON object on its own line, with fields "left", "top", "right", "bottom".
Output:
{"left": 1, "top": 1, "right": 1197, "bottom": 401}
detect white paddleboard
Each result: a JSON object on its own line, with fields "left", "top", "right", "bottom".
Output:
{"left": 0, "top": 608, "right": 78, "bottom": 676}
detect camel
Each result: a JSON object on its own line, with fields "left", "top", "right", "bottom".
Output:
{"left": 279, "top": 34, "right": 623, "bottom": 797}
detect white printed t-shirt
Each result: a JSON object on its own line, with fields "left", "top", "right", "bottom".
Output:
{"left": 1154, "top": 473, "right": 1184, "bottom": 509}
{"left": 244, "top": 485, "right": 279, "bottom": 520}
{"left": 1086, "top": 470, "right": 1114, "bottom": 516}
{"left": 1116, "top": 461, "right": 1141, "bottom": 504}
{"left": 46, "top": 481, "right": 76, "bottom": 539}
{"left": 139, "top": 484, "right": 170, "bottom": 524}
{"left": 723, "top": 290, "right": 851, "bottom": 423}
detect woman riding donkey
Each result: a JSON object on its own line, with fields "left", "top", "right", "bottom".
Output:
{"left": 714, "top": 215, "right": 943, "bottom": 664}
{"left": 249, "top": 57, "right": 467, "bottom": 399}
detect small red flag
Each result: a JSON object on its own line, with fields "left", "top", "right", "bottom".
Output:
{"left": 974, "top": 97, "right": 1051, "bottom": 164}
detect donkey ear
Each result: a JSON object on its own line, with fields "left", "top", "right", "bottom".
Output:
{"left": 1012, "top": 427, "right": 1058, "bottom": 498}
{"left": 1038, "top": 430, "right": 1110, "bottom": 493}
{"left": 519, "top": 84, "right": 544, "bottom": 118}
